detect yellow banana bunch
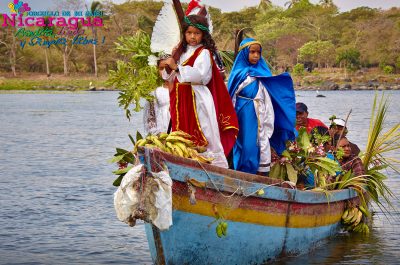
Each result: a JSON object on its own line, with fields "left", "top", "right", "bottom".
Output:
{"left": 342, "top": 207, "right": 358, "bottom": 225}
{"left": 166, "top": 135, "right": 195, "bottom": 147}
{"left": 341, "top": 206, "right": 370, "bottom": 234}
{"left": 131, "top": 131, "right": 214, "bottom": 163}
{"left": 187, "top": 148, "right": 214, "bottom": 163}
{"left": 169, "top": 130, "right": 192, "bottom": 138}
{"left": 352, "top": 222, "right": 370, "bottom": 234}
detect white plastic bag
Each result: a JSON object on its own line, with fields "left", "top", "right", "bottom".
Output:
{"left": 113, "top": 164, "right": 143, "bottom": 223}
{"left": 152, "top": 170, "right": 173, "bottom": 230}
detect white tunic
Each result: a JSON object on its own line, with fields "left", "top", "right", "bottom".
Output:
{"left": 163, "top": 45, "right": 228, "bottom": 168}
{"left": 232, "top": 76, "right": 274, "bottom": 172}
{"left": 143, "top": 86, "right": 170, "bottom": 135}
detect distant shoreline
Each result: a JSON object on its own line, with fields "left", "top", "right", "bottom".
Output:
{"left": 0, "top": 69, "right": 399, "bottom": 91}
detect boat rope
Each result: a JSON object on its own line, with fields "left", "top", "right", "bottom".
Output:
{"left": 193, "top": 159, "right": 292, "bottom": 199}
{"left": 144, "top": 148, "right": 296, "bottom": 202}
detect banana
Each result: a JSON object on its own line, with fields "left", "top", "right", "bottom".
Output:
{"left": 352, "top": 211, "right": 363, "bottom": 227}
{"left": 170, "top": 130, "right": 192, "bottom": 138}
{"left": 166, "top": 142, "right": 179, "bottom": 156}
{"left": 198, "top": 154, "right": 214, "bottom": 162}
{"left": 158, "top": 132, "right": 169, "bottom": 140}
{"left": 163, "top": 145, "right": 172, "bottom": 154}
{"left": 136, "top": 138, "right": 148, "bottom": 147}
{"left": 172, "top": 143, "right": 184, "bottom": 157}
{"left": 165, "top": 141, "right": 175, "bottom": 152}
{"left": 150, "top": 135, "right": 164, "bottom": 149}
{"left": 185, "top": 148, "right": 213, "bottom": 163}
{"left": 343, "top": 208, "right": 356, "bottom": 224}
{"left": 165, "top": 142, "right": 184, "bottom": 157}
{"left": 166, "top": 135, "right": 194, "bottom": 146}
{"left": 341, "top": 209, "right": 349, "bottom": 220}
{"left": 174, "top": 142, "right": 190, "bottom": 158}
{"left": 187, "top": 148, "right": 198, "bottom": 159}
{"left": 351, "top": 207, "right": 362, "bottom": 223}
{"left": 349, "top": 208, "right": 360, "bottom": 224}
{"left": 193, "top": 155, "right": 209, "bottom": 163}
{"left": 362, "top": 223, "right": 370, "bottom": 234}
{"left": 353, "top": 223, "right": 363, "bottom": 233}
{"left": 133, "top": 138, "right": 148, "bottom": 153}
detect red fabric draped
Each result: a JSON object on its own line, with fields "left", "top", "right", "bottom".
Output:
{"left": 169, "top": 46, "right": 238, "bottom": 155}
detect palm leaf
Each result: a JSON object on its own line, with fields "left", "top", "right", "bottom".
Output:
{"left": 218, "top": 50, "right": 235, "bottom": 72}
{"left": 357, "top": 93, "right": 400, "bottom": 215}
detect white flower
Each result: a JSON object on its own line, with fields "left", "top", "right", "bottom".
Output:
{"left": 147, "top": 55, "right": 158, "bottom": 66}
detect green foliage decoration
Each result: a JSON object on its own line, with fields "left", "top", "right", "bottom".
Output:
{"left": 270, "top": 127, "right": 341, "bottom": 187}
{"left": 107, "top": 31, "right": 162, "bottom": 120}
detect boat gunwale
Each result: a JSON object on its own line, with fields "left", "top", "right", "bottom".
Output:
{"left": 140, "top": 147, "right": 358, "bottom": 204}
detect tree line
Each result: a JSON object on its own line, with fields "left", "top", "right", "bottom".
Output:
{"left": 0, "top": 0, "right": 399, "bottom": 77}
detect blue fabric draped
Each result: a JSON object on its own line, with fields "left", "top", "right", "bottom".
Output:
{"left": 232, "top": 80, "right": 261, "bottom": 174}
{"left": 228, "top": 38, "right": 296, "bottom": 173}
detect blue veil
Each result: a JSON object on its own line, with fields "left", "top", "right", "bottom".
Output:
{"left": 228, "top": 38, "right": 296, "bottom": 157}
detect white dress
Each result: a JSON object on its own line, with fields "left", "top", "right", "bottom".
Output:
{"left": 143, "top": 86, "right": 170, "bottom": 135}
{"left": 232, "top": 76, "right": 274, "bottom": 172}
{"left": 163, "top": 44, "right": 228, "bottom": 168}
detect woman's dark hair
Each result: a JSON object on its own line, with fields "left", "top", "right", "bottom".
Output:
{"left": 182, "top": 15, "right": 216, "bottom": 53}
{"left": 332, "top": 134, "right": 347, "bottom": 148}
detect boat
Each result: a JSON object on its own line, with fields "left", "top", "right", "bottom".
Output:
{"left": 139, "top": 147, "right": 358, "bottom": 265}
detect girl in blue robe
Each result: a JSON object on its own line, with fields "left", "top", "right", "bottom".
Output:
{"left": 228, "top": 38, "right": 296, "bottom": 175}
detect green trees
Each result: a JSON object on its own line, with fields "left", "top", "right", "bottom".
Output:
{"left": 298, "top": 40, "right": 335, "bottom": 68}
{"left": 0, "top": 1, "right": 398, "bottom": 76}
{"left": 336, "top": 48, "right": 361, "bottom": 71}
{"left": 0, "top": 27, "right": 17, "bottom": 76}
{"left": 88, "top": 1, "right": 102, "bottom": 77}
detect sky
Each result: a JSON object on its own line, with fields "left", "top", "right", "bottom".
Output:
{"left": 0, "top": 0, "right": 399, "bottom": 14}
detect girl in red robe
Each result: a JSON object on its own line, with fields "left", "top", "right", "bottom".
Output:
{"left": 160, "top": 15, "right": 238, "bottom": 168}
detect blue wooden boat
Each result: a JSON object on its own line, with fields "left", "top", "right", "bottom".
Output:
{"left": 140, "top": 148, "right": 358, "bottom": 265}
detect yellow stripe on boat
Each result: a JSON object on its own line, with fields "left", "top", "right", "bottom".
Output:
{"left": 173, "top": 194, "right": 342, "bottom": 228}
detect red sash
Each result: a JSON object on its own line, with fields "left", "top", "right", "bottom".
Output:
{"left": 169, "top": 46, "right": 238, "bottom": 155}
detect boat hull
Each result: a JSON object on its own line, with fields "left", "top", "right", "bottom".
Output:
{"left": 140, "top": 148, "right": 358, "bottom": 264}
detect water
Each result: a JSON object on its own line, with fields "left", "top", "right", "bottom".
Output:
{"left": 0, "top": 90, "right": 399, "bottom": 264}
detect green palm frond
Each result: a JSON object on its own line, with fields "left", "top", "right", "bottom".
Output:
{"left": 360, "top": 93, "right": 399, "bottom": 212}
{"left": 362, "top": 93, "right": 400, "bottom": 173}
{"left": 218, "top": 50, "right": 235, "bottom": 72}
{"left": 324, "top": 93, "right": 399, "bottom": 215}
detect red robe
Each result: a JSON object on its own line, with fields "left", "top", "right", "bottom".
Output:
{"left": 169, "top": 46, "right": 238, "bottom": 156}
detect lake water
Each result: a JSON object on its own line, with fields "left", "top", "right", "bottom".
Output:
{"left": 0, "top": 90, "right": 399, "bottom": 264}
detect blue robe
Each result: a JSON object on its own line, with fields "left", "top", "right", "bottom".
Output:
{"left": 228, "top": 38, "right": 296, "bottom": 173}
